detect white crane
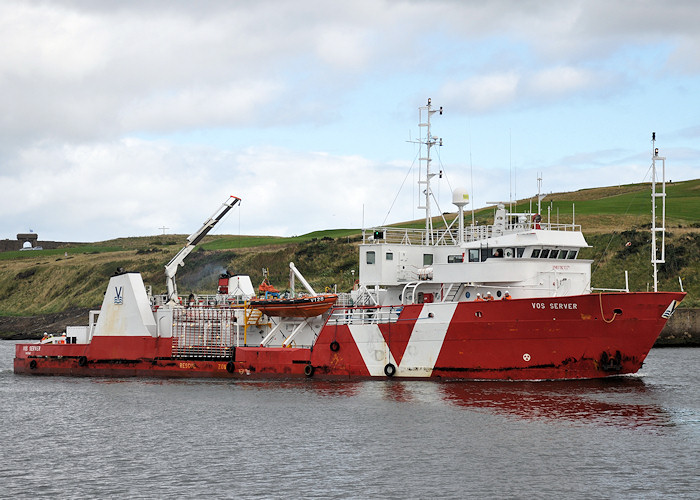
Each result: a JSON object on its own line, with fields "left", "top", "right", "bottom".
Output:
{"left": 165, "top": 195, "right": 241, "bottom": 304}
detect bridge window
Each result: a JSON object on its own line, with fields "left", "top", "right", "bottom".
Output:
{"left": 549, "top": 250, "right": 558, "bottom": 259}
{"left": 558, "top": 250, "right": 569, "bottom": 259}
{"left": 540, "top": 249, "right": 550, "bottom": 258}
{"left": 567, "top": 250, "right": 578, "bottom": 259}
{"left": 366, "top": 251, "right": 376, "bottom": 264}
{"left": 423, "top": 254, "right": 433, "bottom": 266}
{"left": 517, "top": 247, "right": 525, "bottom": 258}
{"left": 531, "top": 249, "right": 541, "bottom": 258}
{"left": 469, "top": 249, "right": 480, "bottom": 262}
{"left": 448, "top": 255, "right": 464, "bottom": 263}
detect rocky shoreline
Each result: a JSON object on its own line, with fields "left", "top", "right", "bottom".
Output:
{"left": 658, "top": 308, "right": 700, "bottom": 346}
{"left": 0, "top": 308, "right": 91, "bottom": 340}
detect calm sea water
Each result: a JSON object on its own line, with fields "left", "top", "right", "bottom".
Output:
{"left": 1, "top": 341, "right": 698, "bottom": 499}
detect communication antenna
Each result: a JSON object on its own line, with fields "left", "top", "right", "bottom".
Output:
{"left": 651, "top": 132, "right": 666, "bottom": 292}
{"left": 536, "top": 173, "right": 546, "bottom": 215}
{"left": 411, "top": 98, "right": 443, "bottom": 244}
{"left": 509, "top": 131, "right": 517, "bottom": 213}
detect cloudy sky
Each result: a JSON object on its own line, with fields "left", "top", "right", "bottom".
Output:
{"left": 1, "top": 0, "right": 699, "bottom": 242}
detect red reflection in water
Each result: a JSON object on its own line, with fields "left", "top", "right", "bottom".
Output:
{"left": 438, "top": 378, "right": 672, "bottom": 429}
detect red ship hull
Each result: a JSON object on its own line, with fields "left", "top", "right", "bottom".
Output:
{"left": 14, "top": 292, "right": 684, "bottom": 380}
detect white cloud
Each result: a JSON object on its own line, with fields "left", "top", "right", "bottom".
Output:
{"left": 442, "top": 73, "right": 520, "bottom": 113}
{"left": 121, "top": 81, "right": 284, "bottom": 131}
{"left": 1, "top": 0, "right": 700, "bottom": 242}
{"left": 315, "top": 27, "right": 373, "bottom": 70}
{"left": 528, "top": 66, "right": 595, "bottom": 96}
{"left": 0, "top": 139, "right": 409, "bottom": 241}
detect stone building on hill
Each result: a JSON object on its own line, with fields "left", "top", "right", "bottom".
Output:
{"left": 0, "top": 232, "right": 71, "bottom": 252}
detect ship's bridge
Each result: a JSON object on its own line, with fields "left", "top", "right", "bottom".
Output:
{"left": 360, "top": 218, "right": 590, "bottom": 290}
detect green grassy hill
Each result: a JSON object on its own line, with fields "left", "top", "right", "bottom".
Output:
{"left": 1, "top": 179, "right": 698, "bottom": 324}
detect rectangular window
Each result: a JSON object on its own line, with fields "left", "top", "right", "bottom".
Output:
{"left": 540, "top": 249, "right": 550, "bottom": 258}
{"left": 558, "top": 250, "right": 568, "bottom": 259}
{"left": 481, "top": 248, "right": 490, "bottom": 261}
{"left": 567, "top": 250, "right": 578, "bottom": 259}
{"left": 386, "top": 252, "right": 393, "bottom": 261}
{"left": 516, "top": 247, "right": 525, "bottom": 258}
{"left": 531, "top": 249, "right": 541, "bottom": 258}
{"left": 423, "top": 254, "right": 433, "bottom": 266}
{"left": 469, "top": 249, "right": 480, "bottom": 262}
{"left": 448, "top": 255, "right": 464, "bottom": 263}
{"left": 549, "top": 249, "right": 558, "bottom": 259}
{"left": 366, "top": 251, "right": 375, "bottom": 264}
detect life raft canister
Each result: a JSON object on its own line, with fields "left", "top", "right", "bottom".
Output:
{"left": 533, "top": 213, "right": 542, "bottom": 229}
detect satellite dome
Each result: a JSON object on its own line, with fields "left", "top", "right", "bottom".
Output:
{"left": 452, "top": 187, "right": 469, "bottom": 207}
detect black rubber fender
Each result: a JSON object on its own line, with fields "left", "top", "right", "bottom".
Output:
{"left": 29, "top": 359, "right": 37, "bottom": 370}
{"left": 304, "top": 364, "right": 315, "bottom": 377}
{"left": 78, "top": 356, "right": 88, "bottom": 367}
{"left": 226, "top": 361, "right": 235, "bottom": 373}
{"left": 329, "top": 341, "right": 340, "bottom": 352}
{"left": 384, "top": 363, "right": 396, "bottom": 377}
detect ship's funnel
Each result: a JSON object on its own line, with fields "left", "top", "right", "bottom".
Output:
{"left": 93, "top": 272, "right": 157, "bottom": 337}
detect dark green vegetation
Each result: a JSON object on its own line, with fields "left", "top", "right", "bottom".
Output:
{"left": 1, "top": 180, "right": 698, "bottom": 323}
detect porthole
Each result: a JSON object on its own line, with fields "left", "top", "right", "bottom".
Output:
{"left": 496, "top": 290, "right": 502, "bottom": 298}
{"left": 465, "top": 291, "right": 471, "bottom": 299}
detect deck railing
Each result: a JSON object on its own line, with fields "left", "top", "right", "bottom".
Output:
{"left": 326, "top": 305, "right": 402, "bottom": 326}
{"left": 365, "top": 221, "right": 581, "bottom": 246}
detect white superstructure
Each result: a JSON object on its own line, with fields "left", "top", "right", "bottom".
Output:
{"left": 357, "top": 100, "right": 592, "bottom": 306}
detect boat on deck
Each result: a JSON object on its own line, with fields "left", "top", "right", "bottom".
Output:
{"left": 249, "top": 294, "right": 338, "bottom": 318}
{"left": 14, "top": 100, "right": 685, "bottom": 380}
{"left": 247, "top": 268, "right": 338, "bottom": 317}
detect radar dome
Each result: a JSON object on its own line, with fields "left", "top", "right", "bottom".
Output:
{"left": 452, "top": 188, "right": 470, "bottom": 207}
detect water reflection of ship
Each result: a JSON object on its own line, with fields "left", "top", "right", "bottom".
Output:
{"left": 437, "top": 378, "right": 672, "bottom": 429}
{"left": 192, "top": 377, "right": 672, "bottom": 430}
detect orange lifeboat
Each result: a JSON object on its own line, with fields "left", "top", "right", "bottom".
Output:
{"left": 249, "top": 294, "right": 338, "bottom": 317}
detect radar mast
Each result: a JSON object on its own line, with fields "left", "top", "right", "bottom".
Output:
{"left": 416, "top": 98, "right": 442, "bottom": 245}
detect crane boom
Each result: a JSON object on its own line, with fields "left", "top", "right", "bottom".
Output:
{"left": 165, "top": 195, "right": 241, "bottom": 303}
